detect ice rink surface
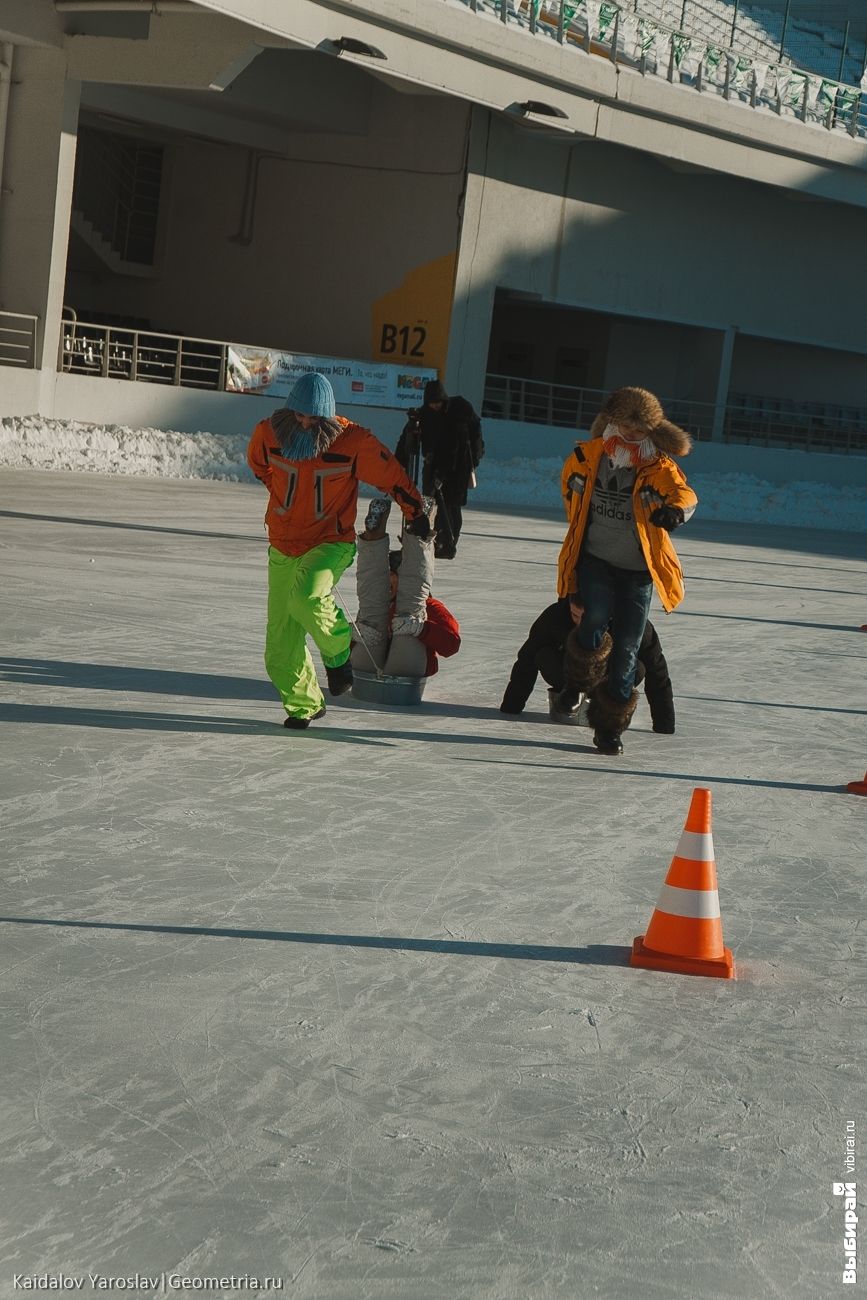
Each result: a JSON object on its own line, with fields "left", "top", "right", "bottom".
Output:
{"left": 1, "top": 469, "right": 865, "bottom": 1299}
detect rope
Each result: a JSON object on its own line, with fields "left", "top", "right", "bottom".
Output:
{"left": 333, "top": 577, "right": 386, "bottom": 681}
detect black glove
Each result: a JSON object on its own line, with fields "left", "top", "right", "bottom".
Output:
{"left": 650, "top": 505, "right": 685, "bottom": 531}
{"left": 405, "top": 513, "right": 431, "bottom": 541}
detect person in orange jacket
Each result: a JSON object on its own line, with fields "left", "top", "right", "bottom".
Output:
{"left": 552, "top": 386, "right": 697, "bottom": 755}
{"left": 247, "top": 372, "right": 427, "bottom": 728}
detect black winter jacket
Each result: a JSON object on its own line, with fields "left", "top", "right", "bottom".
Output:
{"left": 499, "top": 599, "right": 675, "bottom": 732}
{"left": 397, "top": 397, "right": 484, "bottom": 505}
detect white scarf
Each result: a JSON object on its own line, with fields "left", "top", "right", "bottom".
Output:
{"left": 601, "top": 422, "right": 658, "bottom": 468}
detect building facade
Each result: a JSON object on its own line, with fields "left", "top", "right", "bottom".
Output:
{"left": 1, "top": 0, "right": 866, "bottom": 454}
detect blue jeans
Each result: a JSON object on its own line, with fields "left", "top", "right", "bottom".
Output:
{"left": 576, "top": 553, "right": 654, "bottom": 702}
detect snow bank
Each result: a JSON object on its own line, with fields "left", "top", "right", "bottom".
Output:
{"left": 470, "top": 457, "right": 867, "bottom": 533}
{"left": 2, "top": 414, "right": 867, "bottom": 533}
{"left": 0, "top": 415, "right": 251, "bottom": 483}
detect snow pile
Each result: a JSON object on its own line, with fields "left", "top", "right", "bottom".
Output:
{"left": 688, "top": 471, "right": 867, "bottom": 530}
{"left": 0, "top": 414, "right": 252, "bottom": 482}
{"left": 2, "top": 414, "right": 867, "bottom": 532}
{"left": 470, "top": 458, "right": 867, "bottom": 532}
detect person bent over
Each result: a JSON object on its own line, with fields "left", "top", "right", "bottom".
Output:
{"left": 247, "top": 372, "right": 427, "bottom": 729}
{"left": 499, "top": 597, "right": 675, "bottom": 732}
{"left": 554, "top": 387, "right": 696, "bottom": 755}
{"left": 351, "top": 496, "right": 460, "bottom": 679}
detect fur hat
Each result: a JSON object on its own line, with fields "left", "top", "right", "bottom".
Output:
{"left": 424, "top": 380, "right": 449, "bottom": 406}
{"left": 589, "top": 387, "right": 692, "bottom": 457}
{"left": 285, "top": 371, "right": 336, "bottom": 419}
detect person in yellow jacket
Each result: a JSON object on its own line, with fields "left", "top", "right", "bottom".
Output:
{"left": 553, "top": 387, "right": 697, "bottom": 755}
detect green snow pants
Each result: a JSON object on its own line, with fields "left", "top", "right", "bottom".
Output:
{"left": 265, "top": 542, "right": 356, "bottom": 720}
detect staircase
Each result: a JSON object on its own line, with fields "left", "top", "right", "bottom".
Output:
{"left": 72, "top": 126, "right": 164, "bottom": 276}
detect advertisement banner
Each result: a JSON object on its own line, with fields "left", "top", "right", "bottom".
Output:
{"left": 226, "top": 345, "right": 436, "bottom": 410}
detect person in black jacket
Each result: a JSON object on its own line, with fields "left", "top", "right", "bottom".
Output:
{"left": 499, "top": 597, "right": 675, "bottom": 732}
{"left": 396, "top": 380, "right": 484, "bottom": 559}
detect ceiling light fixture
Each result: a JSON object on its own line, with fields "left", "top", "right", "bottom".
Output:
{"left": 516, "top": 100, "right": 568, "bottom": 119}
{"left": 331, "top": 36, "right": 386, "bottom": 59}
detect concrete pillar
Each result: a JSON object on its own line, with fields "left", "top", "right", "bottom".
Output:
{"left": 711, "top": 325, "right": 737, "bottom": 441}
{"left": 0, "top": 45, "right": 80, "bottom": 373}
{"left": 446, "top": 106, "right": 495, "bottom": 412}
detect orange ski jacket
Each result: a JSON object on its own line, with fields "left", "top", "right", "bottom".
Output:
{"left": 247, "top": 415, "right": 424, "bottom": 557}
{"left": 557, "top": 438, "right": 698, "bottom": 613}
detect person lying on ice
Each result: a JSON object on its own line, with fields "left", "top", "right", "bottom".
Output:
{"left": 498, "top": 596, "right": 675, "bottom": 732}
{"left": 350, "top": 496, "right": 461, "bottom": 678}
{"left": 551, "top": 386, "right": 696, "bottom": 755}
{"left": 247, "top": 372, "right": 429, "bottom": 729}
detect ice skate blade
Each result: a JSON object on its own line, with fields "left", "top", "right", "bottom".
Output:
{"left": 549, "top": 710, "right": 582, "bottom": 726}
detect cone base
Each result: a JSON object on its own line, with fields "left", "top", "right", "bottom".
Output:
{"left": 846, "top": 781, "right": 867, "bottom": 796}
{"left": 630, "top": 935, "right": 735, "bottom": 980}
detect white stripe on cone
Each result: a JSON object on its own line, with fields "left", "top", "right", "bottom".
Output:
{"left": 674, "top": 830, "right": 715, "bottom": 862}
{"left": 655, "top": 883, "right": 721, "bottom": 920}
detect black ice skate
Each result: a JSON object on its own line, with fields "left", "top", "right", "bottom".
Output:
{"left": 284, "top": 706, "right": 327, "bottom": 730}
{"left": 325, "top": 661, "right": 354, "bottom": 696}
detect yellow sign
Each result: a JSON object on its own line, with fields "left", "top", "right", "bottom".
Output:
{"left": 371, "top": 251, "right": 457, "bottom": 378}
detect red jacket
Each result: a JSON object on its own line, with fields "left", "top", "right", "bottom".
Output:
{"left": 247, "top": 415, "right": 423, "bottom": 556}
{"left": 417, "top": 597, "right": 461, "bottom": 676}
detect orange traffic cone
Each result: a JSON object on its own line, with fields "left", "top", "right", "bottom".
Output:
{"left": 846, "top": 772, "right": 867, "bottom": 796}
{"left": 631, "top": 788, "right": 734, "bottom": 979}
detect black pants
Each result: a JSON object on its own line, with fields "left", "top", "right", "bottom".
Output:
{"left": 536, "top": 647, "right": 565, "bottom": 691}
{"left": 435, "top": 488, "right": 463, "bottom": 556}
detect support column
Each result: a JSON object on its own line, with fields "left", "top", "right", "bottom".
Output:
{"left": 445, "top": 105, "right": 495, "bottom": 412}
{"left": 0, "top": 45, "right": 80, "bottom": 375}
{"left": 711, "top": 325, "right": 737, "bottom": 441}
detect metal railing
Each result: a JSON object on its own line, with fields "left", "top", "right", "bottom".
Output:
{"left": 0, "top": 310, "right": 38, "bottom": 368}
{"left": 60, "top": 318, "right": 227, "bottom": 389}
{"left": 639, "top": 0, "right": 867, "bottom": 84}
{"left": 724, "top": 389, "right": 867, "bottom": 453}
{"left": 459, "top": 0, "right": 867, "bottom": 138}
{"left": 482, "top": 374, "right": 718, "bottom": 435}
{"left": 482, "top": 373, "right": 867, "bottom": 453}
{"left": 53, "top": 326, "right": 867, "bottom": 454}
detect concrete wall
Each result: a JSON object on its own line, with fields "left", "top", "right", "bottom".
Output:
{"left": 188, "top": 0, "right": 867, "bottom": 213}
{"left": 6, "top": 370, "right": 409, "bottom": 445}
{"left": 487, "top": 302, "right": 611, "bottom": 389}
{"left": 0, "top": 45, "right": 79, "bottom": 367}
{"left": 2, "top": 364, "right": 864, "bottom": 523}
{"left": 65, "top": 56, "right": 468, "bottom": 364}
{"left": 6, "top": 373, "right": 864, "bottom": 492}
{"left": 4, "top": 3, "right": 867, "bottom": 462}
{"left": 603, "top": 318, "right": 695, "bottom": 397}
{"left": 731, "top": 335, "right": 867, "bottom": 405}
{"left": 487, "top": 300, "right": 730, "bottom": 407}
{"left": 449, "top": 110, "right": 867, "bottom": 412}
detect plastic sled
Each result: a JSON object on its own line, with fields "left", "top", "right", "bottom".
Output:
{"left": 352, "top": 670, "right": 427, "bottom": 707}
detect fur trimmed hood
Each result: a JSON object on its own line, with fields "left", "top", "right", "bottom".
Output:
{"left": 589, "top": 387, "right": 692, "bottom": 457}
